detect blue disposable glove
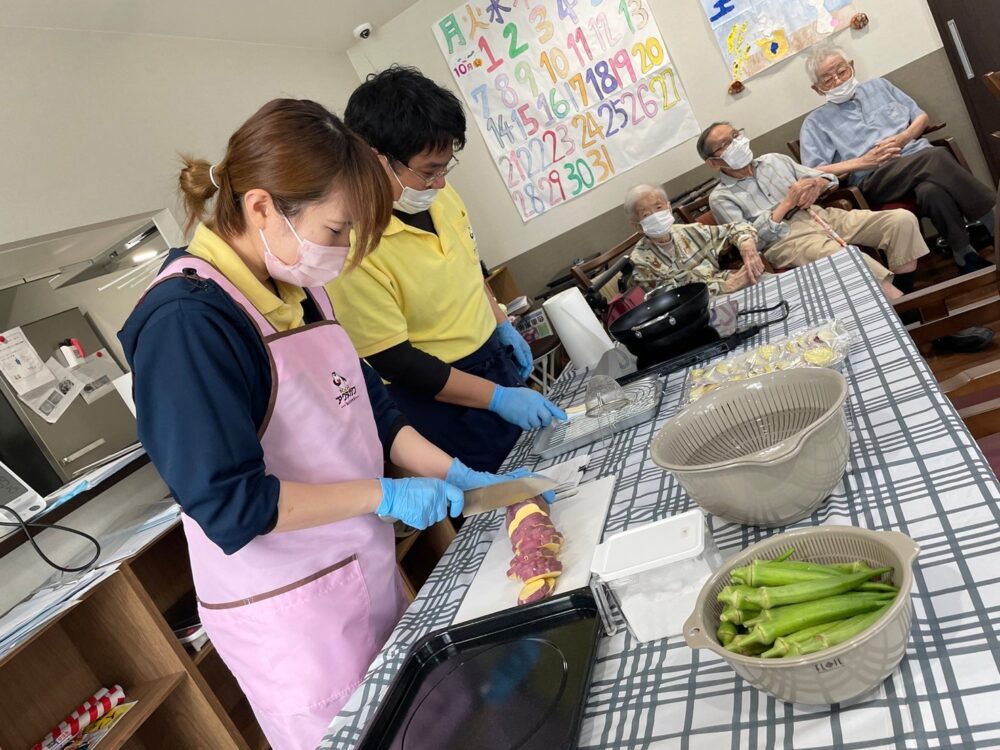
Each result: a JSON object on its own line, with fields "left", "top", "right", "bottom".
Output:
{"left": 376, "top": 477, "right": 464, "bottom": 529}
{"left": 488, "top": 385, "right": 567, "bottom": 431}
{"left": 445, "top": 459, "right": 556, "bottom": 503}
{"left": 497, "top": 321, "right": 533, "bottom": 380}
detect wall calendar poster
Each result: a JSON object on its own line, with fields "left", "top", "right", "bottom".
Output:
{"left": 700, "top": 0, "right": 857, "bottom": 82}
{"left": 433, "top": 0, "right": 700, "bottom": 222}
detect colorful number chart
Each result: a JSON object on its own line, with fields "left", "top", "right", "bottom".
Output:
{"left": 700, "top": 0, "right": 857, "bottom": 82}
{"left": 433, "top": 0, "right": 699, "bottom": 222}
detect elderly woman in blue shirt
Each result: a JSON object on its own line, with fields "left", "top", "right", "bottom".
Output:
{"left": 799, "top": 44, "right": 995, "bottom": 274}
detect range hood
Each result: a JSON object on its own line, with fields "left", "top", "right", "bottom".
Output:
{"left": 0, "top": 209, "right": 184, "bottom": 290}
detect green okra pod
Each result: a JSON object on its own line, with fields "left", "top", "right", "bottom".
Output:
{"left": 779, "top": 603, "right": 893, "bottom": 658}
{"left": 725, "top": 594, "right": 891, "bottom": 650}
{"left": 717, "top": 620, "right": 738, "bottom": 646}
{"left": 761, "top": 620, "right": 848, "bottom": 657}
{"left": 719, "top": 605, "right": 762, "bottom": 625}
{"left": 719, "top": 567, "right": 892, "bottom": 610}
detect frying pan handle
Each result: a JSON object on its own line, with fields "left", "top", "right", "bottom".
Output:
{"left": 631, "top": 310, "right": 678, "bottom": 337}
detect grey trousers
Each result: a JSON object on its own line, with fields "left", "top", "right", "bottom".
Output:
{"left": 860, "top": 147, "right": 995, "bottom": 263}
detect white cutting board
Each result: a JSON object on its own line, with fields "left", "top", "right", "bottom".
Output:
{"left": 454, "top": 476, "right": 616, "bottom": 624}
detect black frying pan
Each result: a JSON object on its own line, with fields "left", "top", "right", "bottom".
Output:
{"left": 608, "top": 282, "right": 710, "bottom": 347}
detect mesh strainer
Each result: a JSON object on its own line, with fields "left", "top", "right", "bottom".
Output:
{"left": 683, "top": 526, "right": 918, "bottom": 705}
{"left": 651, "top": 369, "right": 849, "bottom": 526}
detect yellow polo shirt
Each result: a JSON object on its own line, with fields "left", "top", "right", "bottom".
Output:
{"left": 186, "top": 223, "right": 307, "bottom": 331}
{"left": 327, "top": 184, "right": 496, "bottom": 362}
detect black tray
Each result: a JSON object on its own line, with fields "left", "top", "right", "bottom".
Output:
{"left": 357, "top": 590, "right": 602, "bottom": 750}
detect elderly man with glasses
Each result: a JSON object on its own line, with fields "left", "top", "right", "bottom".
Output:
{"left": 327, "top": 66, "right": 565, "bottom": 473}
{"left": 699, "top": 122, "right": 927, "bottom": 299}
{"left": 799, "top": 44, "right": 995, "bottom": 274}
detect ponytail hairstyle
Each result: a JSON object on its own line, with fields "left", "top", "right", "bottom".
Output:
{"left": 178, "top": 98, "right": 392, "bottom": 265}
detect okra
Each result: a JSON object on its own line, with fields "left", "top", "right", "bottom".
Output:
{"left": 728, "top": 641, "right": 769, "bottom": 656}
{"left": 726, "top": 594, "right": 891, "bottom": 650}
{"left": 777, "top": 603, "right": 893, "bottom": 658}
{"left": 761, "top": 620, "right": 848, "bottom": 658}
{"left": 717, "top": 620, "right": 738, "bottom": 646}
{"left": 731, "top": 559, "right": 877, "bottom": 587}
{"left": 719, "top": 605, "right": 762, "bottom": 625}
{"left": 719, "top": 567, "right": 892, "bottom": 610}
{"left": 716, "top": 584, "right": 758, "bottom": 609}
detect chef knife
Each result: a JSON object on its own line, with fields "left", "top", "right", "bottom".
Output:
{"left": 462, "top": 476, "right": 559, "bottom": 517}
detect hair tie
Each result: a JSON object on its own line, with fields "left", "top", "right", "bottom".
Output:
{"left": 208, "top": 164, "right": 221, "bottom": 190}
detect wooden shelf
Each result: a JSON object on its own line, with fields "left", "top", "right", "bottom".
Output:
{"left": 99, "top": 672, "right": 185, "bottom": 750}
{"left": 395, "top": 530, "right": 421, "bottom": 561}
{"left": 192, "top": 639, "right": 215, "bottom": 666}
{"left": 0, "top": 522, "right": 253, "bottom": 750}
{"left": 230, "top": 696, "right": 270, "bottom": 750}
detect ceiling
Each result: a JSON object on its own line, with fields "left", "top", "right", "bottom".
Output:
{"left": 0, "top": 0, "right": 417, "bottom": 53}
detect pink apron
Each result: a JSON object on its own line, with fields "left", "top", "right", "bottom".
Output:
{"left": 148, "top": 258, "right": 407, "bottom": 750}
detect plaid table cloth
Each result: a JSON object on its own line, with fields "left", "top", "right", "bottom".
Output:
{"left": 321, "top": 249, "right": 1000, "bottom": 749}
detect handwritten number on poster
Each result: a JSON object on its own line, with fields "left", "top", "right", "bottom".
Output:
{"left": 434, "top": 0, "right": 699, "bottom": 220}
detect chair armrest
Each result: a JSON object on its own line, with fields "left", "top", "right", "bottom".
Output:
{"left": 930, "top": 136, "right": 972, "bottom": 173}
{"left": 589, "top": 255, "right": 631, "bottom": 292}
{"left": 821, "top": 186, "right": 870, "bottom": 211}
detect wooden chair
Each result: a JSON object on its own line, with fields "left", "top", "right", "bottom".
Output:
{"left": 984, "top": 72, "right": 1000, "bottom": 139}
{"left": 569, "top": 231, "right": 642, "bottom": 299}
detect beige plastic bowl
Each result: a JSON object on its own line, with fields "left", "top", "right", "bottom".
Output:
{"left": 651, "top": 368, "right": 849, "bottom": 526}
{"left": 683, "top": 526, "right": 919, "bottom": 705}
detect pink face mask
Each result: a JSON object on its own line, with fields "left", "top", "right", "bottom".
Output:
{"left": 260, "top": 214, "right": 350, "bottom": 288}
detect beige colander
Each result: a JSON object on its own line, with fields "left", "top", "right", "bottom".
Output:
{"left": 683, "top": 525, "right": 919, "bottom": 705}
{"left": 651, "top": 368, "right": 849, "bottom": 526}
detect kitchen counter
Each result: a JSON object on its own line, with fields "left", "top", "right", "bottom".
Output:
{"left": 321, "top": 249, "right": 1000, "bottom": 750}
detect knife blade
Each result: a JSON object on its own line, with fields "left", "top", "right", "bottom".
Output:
{"left": 462, "top": 476, "right": 559, "bottom": 517}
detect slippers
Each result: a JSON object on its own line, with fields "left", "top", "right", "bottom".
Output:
{"left": 932, "top": 326, "right": 995, "bottom": 353}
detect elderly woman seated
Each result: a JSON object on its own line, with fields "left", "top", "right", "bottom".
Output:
{"left": 624, "top": 184, "right": 765, "bottom": 296}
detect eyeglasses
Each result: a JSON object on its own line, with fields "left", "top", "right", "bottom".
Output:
{"left": 393, "top": 155, "right": 460, "bottom": 188}
{"left": 818, "top": 63, "right": 854, "bottom": 90}
{"left": 712, "top": 128, "right": 745, "bottom": 157}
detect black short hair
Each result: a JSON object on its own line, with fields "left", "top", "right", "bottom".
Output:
{"left": 696, "top": 121, "right": 731, "bottom": 160}
{"left": 344, "top": 65, "right": 467, "bottom": 164}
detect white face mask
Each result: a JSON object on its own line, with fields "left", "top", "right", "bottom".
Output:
{"left": 391, "top": 168, "right": 439, "bottom": 214}
{"left": 825, "top": 76, "right": 859, "bottom": 104}
{"left": 721, "top": 135, "right": 754, "bottom": 170}
{"left": 260, "top": 214, "right": 349, "bottom": 288}
{"left": 640, "top": 210, "right": 675, "bottom": 238}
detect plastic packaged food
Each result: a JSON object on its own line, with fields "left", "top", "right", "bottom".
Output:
{"left": 685, "top": 320, "right": 850, "bottom": 403}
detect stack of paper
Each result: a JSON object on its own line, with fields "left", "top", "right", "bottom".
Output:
{"left": 0, "top": 567, "right": 119, "bottom": 658}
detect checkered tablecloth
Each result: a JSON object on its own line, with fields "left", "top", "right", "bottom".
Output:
{"left": 320, "top": 249, "right": 1000, "bottom": 750}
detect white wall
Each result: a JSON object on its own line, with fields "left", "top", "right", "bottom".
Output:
{"left": 348, "top": 0, "right": 944, "bottom": 266}
{"left": 0, "top": 24, "right": 361, "bottom": 358}
{"left": 0, "top": 25, "right": 361, "bottom": 246}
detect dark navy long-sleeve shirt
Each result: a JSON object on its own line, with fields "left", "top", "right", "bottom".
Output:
{"left": 118, "top": 249, "right": 407, "bottom": 555}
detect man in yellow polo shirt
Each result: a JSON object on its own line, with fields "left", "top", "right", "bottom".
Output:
{"left": 328, "top": 66, "right": 564, "bottom": 472}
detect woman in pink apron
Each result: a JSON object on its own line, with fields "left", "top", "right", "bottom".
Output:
{"left": 119, "top": 99, "right": 529, "bottom": 750}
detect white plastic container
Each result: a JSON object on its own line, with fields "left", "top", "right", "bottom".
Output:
{"left": 590, "top": 510, "right": 722, "bottom": 642}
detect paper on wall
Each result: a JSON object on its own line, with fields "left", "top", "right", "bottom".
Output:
{"left": 69, "top": 350, "right": 124, "bottom": 405}
{"left": 0, "top": 327, "right": 54, "bottom": 396}
{"left": 17, "top": 357, "right": 82, "bottom": 424}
